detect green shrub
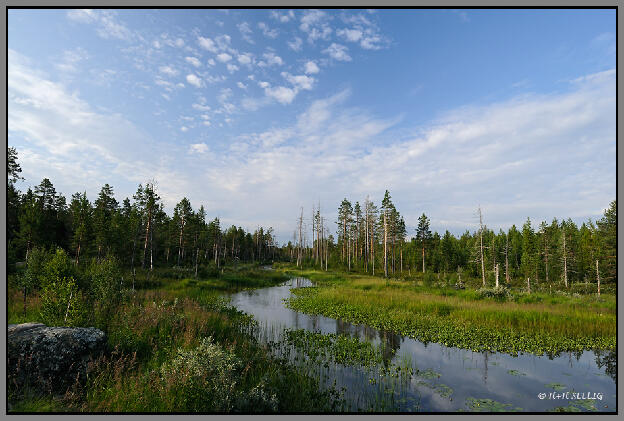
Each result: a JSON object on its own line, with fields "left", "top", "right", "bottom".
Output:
{"left": 39, "top": 277, "right": 90, "bottom": 327}
{"left": 43, "top": 248, "right": 76, "bottom": 288}
{"left": 84, "top": 257, "right": 123, "bottom": 331}
{"left": 159, "top": 337, "right": 241, "bottom": 412}
{"left": 21, "top": 247, "right": 51, "bottom": 292}
{"left": 423, "top": 272, "right": 437, "bottom": 286}
{"left": 473, "top": 286, "right": 512, "bottom": 302}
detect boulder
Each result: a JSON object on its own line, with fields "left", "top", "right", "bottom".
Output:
{"left": 8, "top": 322, "right": 107, "bottom": 395}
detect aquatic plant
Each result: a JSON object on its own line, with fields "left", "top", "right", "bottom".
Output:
{"left": 284, "top": 276, "right": 615, "bottom": 356}
{"left": 464, "top": 398, "right": 523, "bottom": 412}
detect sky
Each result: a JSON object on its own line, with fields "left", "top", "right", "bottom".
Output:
{"left": 7, "top": 8, "right": 616, "bottom": 243}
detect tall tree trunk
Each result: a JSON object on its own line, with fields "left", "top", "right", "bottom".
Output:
{"left": 505, "top": 235, "right": 510, "bottom": 284}
{"left": 150, "top": 216, "right": 154, "bottom": 271}
{"left": 479, "top": 206, "right": 486, "bottom": 287}
{"left": 177, "top": 217, "right": 185, "bottom": 267}
{"left": 195, "top": 248, "right": 199, "bottom": 278}
{"left": 143, "top": 207, "right": 152, "bottom": 269}
{"left": 365, "top": 210, "right": 369, "bottom": 273}
{"left": 75, "top": 239, "right": 81, "bottom": 265}
{"left": 495, "top": 263, "right": 499, "bottom": 288}
{"left": 596, "top": 259, "right": 601, "bottom": 296}
{"left": 384, "top": 211, "right": 388, "bottom": 278}
{"left": 563, "top": 234, "right": 568, "bottom": 288}
{"left": 347, "top": 230, "right": 351, "bottom": 271}
{"left": 527, "top": 277, "right": 531, "bottom": 294}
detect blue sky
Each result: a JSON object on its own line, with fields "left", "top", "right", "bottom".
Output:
{"left": 8, "top": 9, "right": 616, "bottom": 242}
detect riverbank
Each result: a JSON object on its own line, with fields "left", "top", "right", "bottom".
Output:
{"left": 281, "top": 269, "right": 615, "bottom": 356}
{"left": 7, "top": 266, "right": 344, "bottom": 413}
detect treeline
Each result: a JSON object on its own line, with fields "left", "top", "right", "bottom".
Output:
{"left": 290, "top": 190, "right": 616, "bottom": 291}
{"left": 7, "top": 147, "right": 281, "bottom": 274}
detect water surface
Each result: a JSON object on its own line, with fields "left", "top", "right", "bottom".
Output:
{"left": 229, "top": 278, "right": 616, "bottom": 412}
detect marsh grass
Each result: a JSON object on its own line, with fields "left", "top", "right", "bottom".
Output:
{"left": 7, "top": 267, "right": 341, "bottom": 413}
{"left": 283, "top": 270, "right": 615, "bottom": 356}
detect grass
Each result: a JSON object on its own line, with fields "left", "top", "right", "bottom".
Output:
{"left": 281, "top": 269, "right": 615, "bottom": 356}
{"left": 8, "top": 266, "right": 343, "bottom": 413}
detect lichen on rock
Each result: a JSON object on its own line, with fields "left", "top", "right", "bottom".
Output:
{"left": 8, "top": 322, "right": 107, "bottom": 396}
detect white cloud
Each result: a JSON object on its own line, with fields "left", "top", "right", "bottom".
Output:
{"left": 237, "top": 21, "right": 254, "bottom": 44}
{"left": 258, "top": 22, "right": 279, "bottom": 38}
{"left": 237, "top": 53, "right": 252, "bottom": 65}
{"left": 322, "top": 43, "right": 352, "bottom": 61}
{"left": 237, "top": 81, "right": 247, "bottom": 89}
{"left": 271, "top": 10, "right": 295, "bottom": 23}
{"left": 189, "top": 143, "right": 209, "bottom": 153}
{"left": 192, "top": 103, "right": 211, "bottom": 112}
{"left": 261, "top": 52, "right": 283, "bottom": 66}
{"left": 67, "top": 9, "right": 132, "bottom": 41}
{"left": 304, "top": 61, "right": 319, "bottom": 74}
{"left": 258, "top": 81, "right": 270, "bottom": 89}
{"left": 186, "top": 74, "right": 202, "bottom": 88}
{"left": 67, "top": 9, "right": 97, "bottom": 23}
{"left": 241, "top": 96, "right": 272, "bottom": 111}
{"left": 265, "top": 86, "right": 298, "bottom": 104}
{"left": 198, "top": 36, "right": 218, "bottom": 53}
{"left": 337, "top": 28, "right": 363, "bottom": 42}
{"left": 185, "top": 56, "right": 201, "bottom": 67}
{"left": 8, "top": 48, "right": 188, "bottom": 206}
{"left": 287, "top": 37, "right": 303, "bottom": 52}
{"left": 216, "top": 53, "right": 232, "bottom": 63}
{"left": 300, "top": 9, "right": 325, "bottom": 31}
{"left": 207, "top": 58, "right": 216, "bottom": 66}
{"left": 299, "top": 10, "right": 332, "bottom": 43}
{"left": 55, "top": 48, "right": 89, "bottom": 74}
{"left": 180, "top": 126, "right": 189, "bottom": 132}
{"left": 218, "top": 87, "right": 232, "bottom": 103}
{"left": 339, "top": 12, "right": 389, "bottom": 50}
{"left": 227, "top": 63, "right": 239, "bottom": 73}
{"left": 360, "top": 36, "right": 383, "bottom": 50}
{"left": 215, "top": 34, "right": 232, "bottom": 51}
{"left": 282, "top": 72, "right": 315, "bottom": 90}
{"left": 159, "top": 65, "right": 178, "bottom": 76}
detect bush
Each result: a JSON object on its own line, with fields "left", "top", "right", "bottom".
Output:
{"left": 236, "top": 379, "right": 279, "bottom": 412}
{"left": 159, "top": 337, "right": 241, "bottom": 412}
{"left": 22, "top": 247, "right": 51, "bottom": 291}
{"left": 476, "top": 286, "right": 512, "bottom": 302}
{"left": 85, "top": 257, "right": 124, "bottom": 331}
{"left": 423, "top": 272, "right": 437, "bottom": 286}
{"left": 39, "top": 277, "right": 90, "bottom": 327}
{"left": 43, "top": 248, "right": 76, "bottom": 288}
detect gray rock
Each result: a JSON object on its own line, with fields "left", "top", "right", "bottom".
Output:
{"left": 8, "top": 322, "right": 107, "bottom": 395}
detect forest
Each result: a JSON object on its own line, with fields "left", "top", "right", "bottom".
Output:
{"left": 8, "top": 144, "right": 616, "bottom": 294}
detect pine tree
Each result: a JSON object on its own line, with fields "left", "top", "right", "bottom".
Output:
{"left": 93, "top": 184, "right": 118, "bottom": 259}
{"left": 173, "top": 198, "right": 193, "bottom": 266}
{"left": 337, "top": 198, "right": 353, "bottom": 267}
{"left": 69, "top": 192, "right": 92, "bottom": 264}
{"left": 597, "top": 200, "right": 616, "bottom": 283}
{"left": 416, "top": 213, "right": 432, "bottom": 273}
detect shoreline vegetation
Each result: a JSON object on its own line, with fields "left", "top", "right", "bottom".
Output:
{"left": 281, "top": 269, "right": 615, "bottom": 357}
{"left": 8, "top": 263, "right": 345, "bottom": 413}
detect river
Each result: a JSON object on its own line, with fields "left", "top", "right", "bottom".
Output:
{"left": 228, "top": 277, "right": 616, "bottom": 412}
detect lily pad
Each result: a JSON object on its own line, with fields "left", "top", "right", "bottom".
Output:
{"left": 465, "top": 397, "right": 522, "bottom": 412}
{"left": 545, "top": 383, "right": 567, "bottom": 391}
